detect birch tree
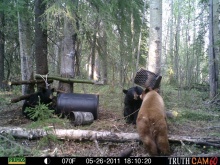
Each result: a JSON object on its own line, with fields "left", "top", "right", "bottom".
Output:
{"left": 147, "top": 0, "right": 162, "bottom": 75}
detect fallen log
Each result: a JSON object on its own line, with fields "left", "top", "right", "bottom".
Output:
{"left": 0, "top": 127, "right": 139, "bottom": 142}
{"left": 3, "top": 80, "right": 53, "bottom": 86}
{"left": 35, "top": 74, "right": 95, "bottom": 84}
{"left": 11, "top": 94, "right": 33, "bottom": 103}
{"left": 0, "top": 126, "right": 220, "bottom": 148}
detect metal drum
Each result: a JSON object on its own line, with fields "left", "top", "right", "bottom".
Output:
{"left": 70, "top": 111, "right": 94, "bottom": 126}
{"left": 56, "top": 93, "right": 99, "bottom": 119}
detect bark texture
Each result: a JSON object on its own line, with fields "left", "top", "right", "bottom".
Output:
{"left": 58, "top": 9, "right": 76, "bottom": 93}
{"left": 0, "top": 127, "right": 220, "bottom": 148}
{"left": 18, "top": 3, "right": 34, "bottom": 94}
{"left": 34, "top": 0, "right": 48, "bottom": 89}
{"left": 0, "top": 3, "right": 5, "bottom": 88}
{"left": 147, "top": 0, "right": 162, "bottom": 75}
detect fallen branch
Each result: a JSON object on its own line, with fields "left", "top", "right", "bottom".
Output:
{"left": 11, "top": 94, "right": 33, "bottom": 103}
{"left": 169, "top": 135, "right": 220, "bottom": 147}
{"left": 94, "top": 139, "right": 104, "bottom": 156}
{"left": 3, "top": 80, "right": 53, "bottom": 86}
{"left": 180, "top": 140, "right": 192, "bottom": 154}
{"left": 35, "top": 74, "right": 95, "bottom": 84}
{"left": 0, "top": 127, "right": 220, "bottom": 148}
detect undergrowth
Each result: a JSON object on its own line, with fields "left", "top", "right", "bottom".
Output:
{"left": 24, "top": 103, "right": 54, "bottom": 121}
{"left": 0, "top": 133, "right": 31, "bottom": 156}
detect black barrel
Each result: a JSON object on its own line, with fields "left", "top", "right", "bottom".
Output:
{"left": 56, "top": 93, "right": 99, "bottom": 119}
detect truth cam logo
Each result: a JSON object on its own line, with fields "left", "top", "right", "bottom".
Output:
{"left": 168, "top": 157, "right": 218, "bottom": 165}
{"left": 192, "top": 157, "right": 218, "bottom": 165}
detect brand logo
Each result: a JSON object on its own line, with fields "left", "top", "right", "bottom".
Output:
{"left": 192, "top": 157, "right": 218, "bottom": 165}
{"left": 168, "top": 157, "right": 191, "bottom": 165}
{"left": 168, "top": 157, "right": 218, "bottom": 165}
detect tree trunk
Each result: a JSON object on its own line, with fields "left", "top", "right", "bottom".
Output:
{"left": 216, "top": 0, "right": 220, "bottom": 87}
{"left": 208, "top": 0, "right": 218, "bottom": 98}
{"left": 34, "top": 0, "right": 48, "bottom": 90}
{"left": 147, "top": 0, "right": 162, "bottom": 75}
{"left": 185, "top": 13, "right": 190, "bottom": 87}
{"left": 89, "top": 18, "right": 99, "bottom": 80}
{"left": 168, "top": 0, "right": 175, "bottom": 84}
{"left": 74, "top": 1, "right": 81, "bottom": 77}
{"left": 212, "top": 0, "right": 219, "bottom": 93}
{"left": 18, "top": 0, "right": 34, "bottom": 95}
{"left": 119, "top": 27, "right": 126, "bottom": 86}
{"left": 54, "top": 41, "right": 61, "bottom": 75}
{"left": 97, "top": 26, "right": 108, "bottom": 84}
{"left": 101, "top": 30, "right": 108, "bottom": 84}
{"left": 58, "top": 8, "right": 76, "bottom": 93}
{"left": 0, "top": 2, "right": 5, "bottom": 89}
{"left": 136, "top": 0, "right": 147, "bottom": 72}
{"left": 174, "top": 0, "right": 181, "bottom": 85}
{"left": 75, "top": 40, "right": 81, "bottom": 77}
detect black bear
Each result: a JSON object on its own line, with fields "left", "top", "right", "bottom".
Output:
{"left": 123, "top": 86, "right": 143, "bottom": 124}
{"left": 22, "top": 87, "right": 55, "bottom": 120}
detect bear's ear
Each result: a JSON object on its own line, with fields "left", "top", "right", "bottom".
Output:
{"left": 123, "top": 89, "right": 128, "bottom": 94}
{"left": 144, "top": 87, "right": 151, "bottom": 93}
{"left": 153, "top": 76, "right": 162, "bottom": 90}
{"left": 154, "top": 88, "right": 159, "bottom": 93}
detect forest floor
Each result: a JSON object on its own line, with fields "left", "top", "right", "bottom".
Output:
{"left": 0, "top": 83, "right": 220, "bottom": 157}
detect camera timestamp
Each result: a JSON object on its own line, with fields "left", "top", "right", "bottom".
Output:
{"left": 124, "top": 158, "right": 152, "bottom": 164}
{"left": 86, "top": 158, "right": 120, "bottom": 164}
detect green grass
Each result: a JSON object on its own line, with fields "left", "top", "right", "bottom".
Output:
{"left": 162, "top": 83, "right": 220, "bottom": 120}
{"left": 178, "top": 109, "right": 218, "bottom": 121}
{"left": 74, "top": 83, "right": 124, "bottom": 115}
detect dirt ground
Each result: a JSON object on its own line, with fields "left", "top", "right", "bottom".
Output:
{"left": 0, "top": 89, "right": 220, "bottom": 157}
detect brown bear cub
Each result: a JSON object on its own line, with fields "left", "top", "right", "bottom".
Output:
{"left": 136, "top": 88, "right": 170, "bottom": 156}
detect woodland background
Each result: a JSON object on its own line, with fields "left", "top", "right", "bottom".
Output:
{"left": 0, "top": 0, "right": 219, "bottom": 95}
{"left": 0, "top": 0, "right": 220, "bottom": 157}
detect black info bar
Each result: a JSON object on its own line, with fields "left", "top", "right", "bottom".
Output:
{"left": 2, "top": 156, "right": 220, "bottom": 165}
